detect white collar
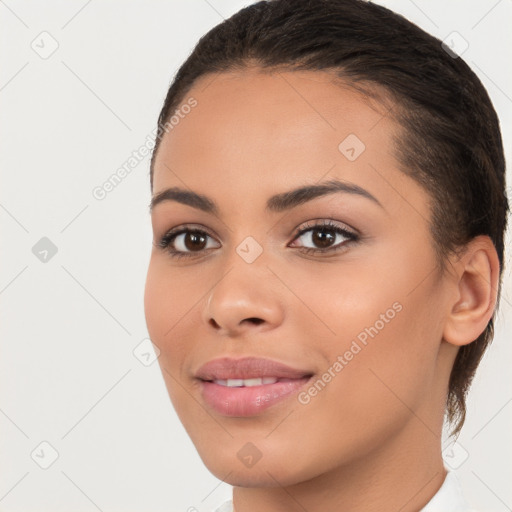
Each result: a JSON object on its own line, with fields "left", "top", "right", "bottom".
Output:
{"left": 213, "top": 471, "right": 475, "bottom": 512}
{"left": 420, "top": 470, "right": 475, "bottom": 512}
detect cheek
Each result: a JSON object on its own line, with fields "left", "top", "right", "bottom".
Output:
{"left": 293, "top": 309, "right": 438, "bottom": 469}
{"left": 323, "top": 291, "right": 440, "bottom": 434}
{"left": 144, "top": 264, "right": 190, "bottom": 409}
{"left": 144, "top": 258, "right": 193, "bottom": 340}
{"left": 143, "top": 262, "right": 168, "bottom": 340}
{"left": 307, "top": 254, "right": 441, "bottom": 410}
{"left": 290, "top": 258, "right": 402, "bottom": 342}
{"left": 144, "top": 258, "right": 203, "bottom": 380}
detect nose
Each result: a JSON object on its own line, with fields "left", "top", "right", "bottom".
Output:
{"left": 202, "top": 257, "right": 285, "bottom": 337}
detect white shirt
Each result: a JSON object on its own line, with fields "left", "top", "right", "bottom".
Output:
{"left": 213, "top": 470, "right": 475, "bottom": 512}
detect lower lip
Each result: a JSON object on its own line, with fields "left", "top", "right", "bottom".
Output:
{"left": 200, "top": 377, "right": 312, "bottom": 417}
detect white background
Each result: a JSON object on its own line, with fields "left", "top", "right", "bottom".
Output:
{"left": 1, "top": 1, "right": 511, "bottom": 511}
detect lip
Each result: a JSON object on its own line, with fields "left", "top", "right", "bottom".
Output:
{"left": 195, "top": 356, "right": 314, "bottom": 417}
{"left": 195, "top": 356, "right": 313, "bottom": 380}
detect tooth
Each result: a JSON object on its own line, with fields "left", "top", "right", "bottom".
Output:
{"left": 212, "top": 377, "right": 280, "bottom": 387}
{"left": 244, "top": 378, "right": 263, "bottom": 387}
{"left": 227, "top": 379, "right": 244, "bottom": 387}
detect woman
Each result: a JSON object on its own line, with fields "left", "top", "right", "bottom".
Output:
{"left": 144, "top": 0, "right": 508, "bottom": 510}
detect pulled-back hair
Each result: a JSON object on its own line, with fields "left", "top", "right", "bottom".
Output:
{"left": 149, "top": 0, "right": 509, "bottom": 437}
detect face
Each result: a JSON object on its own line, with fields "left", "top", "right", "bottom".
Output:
{"left": 144, "top": 68, "right": 456, "bottom": 487}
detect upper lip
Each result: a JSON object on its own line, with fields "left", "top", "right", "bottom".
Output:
{"left": 195, "top": 356, "right": 313, "bottom": 381}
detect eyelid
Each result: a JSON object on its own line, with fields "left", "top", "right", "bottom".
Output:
{"left": 156, "top": 223, "right": 220, "bottom": 247}
{"left": 157, "top": 219, "right": 355, "bottom": 244}
{"left": 157, "top": 218, "right": 360, "bottom": 258}
{"left": 288, "top": 219, "right": 357, "bottom": 253}
{"left": 291, "top": 218, "right": 358, "bottom": 238}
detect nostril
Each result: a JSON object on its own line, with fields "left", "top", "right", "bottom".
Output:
{"left": 208, "top": 317, "right": 264, "bottom": 329}
{"left": 247, "top": 317, "right": 264, "bottom": 325}
{"left": 209, "top": 318, "right": 221, "bottom": 329}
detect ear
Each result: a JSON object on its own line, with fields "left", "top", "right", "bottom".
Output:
{"left": 443, "top": 235, "right": 501, "bottom": 347}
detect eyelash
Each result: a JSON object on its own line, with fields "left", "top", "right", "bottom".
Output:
{"left": 156, "top": 219, "right": 359, "bottom": 260}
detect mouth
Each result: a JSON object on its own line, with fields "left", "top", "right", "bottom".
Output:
{"left": 198, "top": 376, "right": 313, "bottom": 417}
{"left": 207, "top": 376, "right": 308, "bottom": 387}
{"left": 195, "top": 357, "right": 314, "bottom": 417}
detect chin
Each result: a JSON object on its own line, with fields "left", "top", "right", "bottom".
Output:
{"left": 206, "top": 462, "right": 304, "bottom": 488}
{"left": 196, "top": 442, "right": 322, "bottom": 488}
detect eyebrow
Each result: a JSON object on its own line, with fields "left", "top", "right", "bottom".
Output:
{"left": 149, "top": 178, "right": 384, "bottom": 214}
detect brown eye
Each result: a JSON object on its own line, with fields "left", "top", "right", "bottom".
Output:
{"left": 158, "top": 226, "right": 220, "bottom": 258}
{"left": 290, "top": 220, "right": 359, "bottom": 255}
{"left": 181, "top": 231, "right": 208, "bottom": 251}
{"left": 310, "top": 227, "right": 337, "bottom": 249}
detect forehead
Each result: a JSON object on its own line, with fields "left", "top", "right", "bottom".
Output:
{"left": 160, "top": 68, "right": 392, "bottom": 155}
{"left": 152, "top": 68, "right": 428, "bottom": 221}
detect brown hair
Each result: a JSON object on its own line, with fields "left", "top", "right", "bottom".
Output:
{"left": 149, "top": 0, "right": 509, "bottom": 437}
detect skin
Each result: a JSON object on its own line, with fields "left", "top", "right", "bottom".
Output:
{"left": 144, "top": 68, "right": 499, "bottom": 512}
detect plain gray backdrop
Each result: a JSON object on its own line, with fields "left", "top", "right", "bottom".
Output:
{"left": 1, "top": 1, "right": 511, "bottom": 511}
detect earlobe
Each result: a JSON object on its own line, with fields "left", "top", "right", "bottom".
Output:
{"left": 443, "top": 235, "right": 500, "bottom": 347}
